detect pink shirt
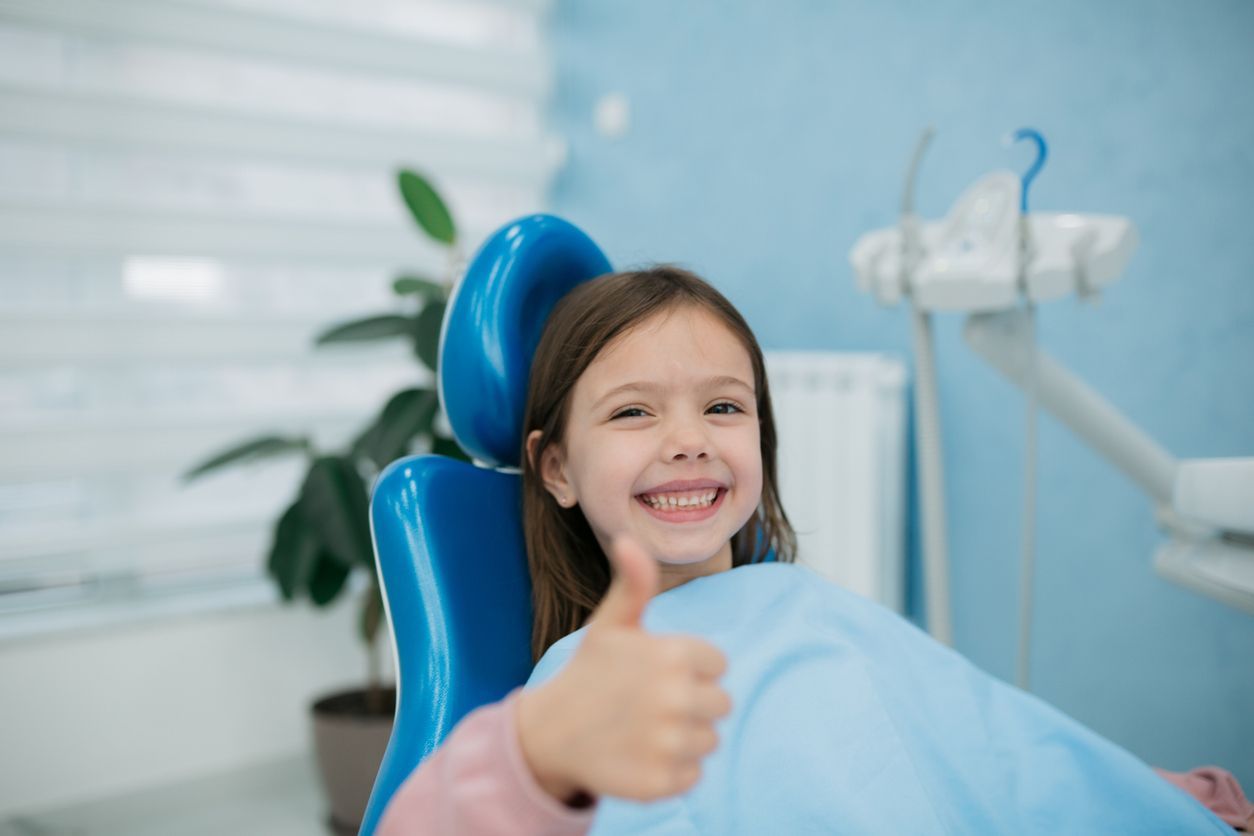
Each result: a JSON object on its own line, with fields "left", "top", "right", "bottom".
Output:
{"left": 377, "top": 688, "right": 596, "bottom": 836}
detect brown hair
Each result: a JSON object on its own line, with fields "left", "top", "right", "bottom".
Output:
{"left": 521, "top": 266, "right": 796, "bottom": 660}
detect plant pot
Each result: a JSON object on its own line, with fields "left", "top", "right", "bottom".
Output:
{"left": 311, "top": 685, "right": 397, "bottom": 835}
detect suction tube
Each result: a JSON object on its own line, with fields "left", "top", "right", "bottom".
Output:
{"left": 900, "top": 128, "right": 954, "bottom": 646}
{"left": 1011, "top": 137, "right": 1042, "bottom": 691}
{"left": 910, "top": 309, "right": 954, "bottom": 645}
{"left": 1015, "top": 303, "right": 1039, "bottom": 691}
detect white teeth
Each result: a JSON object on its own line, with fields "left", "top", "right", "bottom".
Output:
{"left": 641, "top": 490, "right": 719, "bottom": 510}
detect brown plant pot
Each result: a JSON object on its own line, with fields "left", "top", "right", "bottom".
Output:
{"left": 311, "top": 686, "right": 396, "bottom": 835}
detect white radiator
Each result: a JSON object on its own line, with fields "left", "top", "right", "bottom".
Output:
{"left": 764, "top": 352, "right": 908, "bottom": 612}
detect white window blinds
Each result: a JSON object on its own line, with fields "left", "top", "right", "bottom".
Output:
{"left": 0, "top": 0, "right": 562, "bottom": 633}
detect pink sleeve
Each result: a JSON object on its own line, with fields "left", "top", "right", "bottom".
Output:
{"left": 377, "top": 688, "right": 597, "bottom": 836}
{"left": 1155, "top": 766, "right": 1254, "bottom": 831}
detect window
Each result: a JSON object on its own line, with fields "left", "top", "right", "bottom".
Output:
{"left": 0, "top": 0, "right": 562, "bottom": 636}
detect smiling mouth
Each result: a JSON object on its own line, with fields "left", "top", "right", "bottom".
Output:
{"left": 635, "top": 487, "right": 726, "bottom": 520}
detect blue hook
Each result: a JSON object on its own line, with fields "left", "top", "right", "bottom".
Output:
{"left": 1008, "top": 128, "right": 1047, "bottom": 214}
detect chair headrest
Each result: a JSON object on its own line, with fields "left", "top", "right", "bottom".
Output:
{"left": 439, "top": 215, "right": 612, "bottom": 468}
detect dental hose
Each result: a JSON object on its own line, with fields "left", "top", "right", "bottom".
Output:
{"left": 1016, "top": 300, "right": 1039, "bottom": 691}
{"left": 901, "top": 127, "right": 954, "bottom": 646}
{"left": 1010, "top": 128, "right": 1046, "bottom": 692}
{"left": 910, "top": 308, "right": 954, "bottom": 646}
{"left": 1014, "top": 186, "right": 1041, "bottom": 691}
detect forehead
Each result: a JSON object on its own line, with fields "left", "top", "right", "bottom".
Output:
{"left": 579, "top": 304, "right": 754, "bottom": 393}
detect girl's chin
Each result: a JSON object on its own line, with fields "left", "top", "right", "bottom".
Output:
{"left": 649, "top": 541, "right": 732, "bottom": 567}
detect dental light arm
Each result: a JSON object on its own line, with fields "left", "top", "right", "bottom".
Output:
{"left": 964, "top": 309, "right": 1254, "bottom": 540}
{"left": 963, "top": 310, "right": 1177, "bottom": 506}
{"left": 965, "top": 310, "right": 1254, "bottom": 614}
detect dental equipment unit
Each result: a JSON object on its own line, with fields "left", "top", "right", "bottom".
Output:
{"left": 850, "top": 128, "right": 1254, "bottom": 689}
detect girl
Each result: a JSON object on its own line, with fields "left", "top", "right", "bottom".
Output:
{"left": 381, "top": 265, "right": 1242, "bottom": 834}
{"left": 518, "top": 266, "right": 1233, "bottom": 833}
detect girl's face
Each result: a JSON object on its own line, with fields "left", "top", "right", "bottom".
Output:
{"left": 534, "top": 305, "right": 763, "bottom": 586}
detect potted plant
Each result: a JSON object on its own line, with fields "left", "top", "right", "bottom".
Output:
{"left": 184, "top": 169, "right": 468, "bottom": 835}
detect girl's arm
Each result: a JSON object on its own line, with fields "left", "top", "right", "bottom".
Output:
{"left": 376, "top": 688, "right": 595, "bottom": 836}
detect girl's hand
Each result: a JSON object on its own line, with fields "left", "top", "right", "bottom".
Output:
{"left": 516, "top": 536, "right": 732, "bottom": 804}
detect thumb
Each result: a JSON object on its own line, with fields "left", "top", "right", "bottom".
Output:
{"left": 590, "top": 536, "right": 658, "bottom": 631}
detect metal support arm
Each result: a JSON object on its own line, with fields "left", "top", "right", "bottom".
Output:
{"left": 963, "top": 310, "right": 1178, "bottom": 505}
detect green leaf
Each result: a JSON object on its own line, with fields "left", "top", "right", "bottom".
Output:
{"left": 431, "top": 434, "right": 471, "bottom": 463}
{"left": 359, "top": 581, "right": 384, "bottom": 645}
{"left": 413, "top": 300, "right": 446, "bottom": 373}
{"left": 350, "top": 426, "right": 379, "bottom": 467}
{"left": 308, "top": 551, "right": 351, "bottom": 606}
{"left": 315, "top": 314, "right": 414, "bottom": 346}
{"left": 392, "top": 275, "right": 446, "bottom": 301}
{"left": 267, "top": 500, "right": 319, "bottom": 600}
{"left": 299, "top": 456, "right": 373, "bottom": 570}
{"left": 352, "top": 388, "right": 439, "bottom": 468}
{"left": 398, "top": 169, "right": 456, "bottom": 245}
{"left": 183, "top": 435, "right": 309, "bottom": 481}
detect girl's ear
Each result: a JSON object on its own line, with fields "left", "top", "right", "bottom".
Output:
{"left": 526, "top": 430, "right": 575, "bottom": 507}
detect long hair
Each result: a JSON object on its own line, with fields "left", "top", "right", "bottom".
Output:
{"left": 521, "top": 266, "right": 796, "bottom": 660}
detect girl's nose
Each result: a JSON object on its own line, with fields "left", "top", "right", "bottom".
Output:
{"left": 664, "top": 419, "right": 711, "bottom": 462}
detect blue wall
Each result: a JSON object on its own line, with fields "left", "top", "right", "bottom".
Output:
{"left": 548, "top": 1, "right": 1254, "bottom": 784}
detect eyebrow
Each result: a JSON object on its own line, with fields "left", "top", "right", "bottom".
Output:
{"left": 591, "top": 375, "right": 755, "bottom": 410}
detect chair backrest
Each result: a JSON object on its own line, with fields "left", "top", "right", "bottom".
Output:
{"left": 359, "top": 215, "right": 611, "bottom": 835}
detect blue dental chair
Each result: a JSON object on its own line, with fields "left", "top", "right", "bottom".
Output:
{"left": 358, "top": 215, "right": 612, "bottom": 835}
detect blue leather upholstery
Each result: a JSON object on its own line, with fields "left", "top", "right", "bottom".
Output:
{"left": 441, "top": 214, "right": 613, "bottom": 469}
{"left": 359, "top": 215, "right": 612, "bottom": 835}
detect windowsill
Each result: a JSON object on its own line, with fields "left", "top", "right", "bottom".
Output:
{"left": 0, "top": 568, "right": 374, "bottom": 646}
{"left": 0, "top": 576, "right": 282, "bottom": 645}
{"left": 0, "top": 752, "right": 324, "bottom": 836}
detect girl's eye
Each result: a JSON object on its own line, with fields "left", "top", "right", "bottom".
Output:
{"left": 707, "top": 401, "right": 743, "bottom": 415}
{"left": 611, "top": 407, "right": 648, "bottom": 420}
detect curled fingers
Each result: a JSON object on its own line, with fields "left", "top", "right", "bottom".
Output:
{"left": 666, "top": 635, "right": 727, "bottom": 680}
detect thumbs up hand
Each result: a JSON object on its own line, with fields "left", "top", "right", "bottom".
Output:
{"left": 516, "top": 537, "right": 732, "bottom": 804}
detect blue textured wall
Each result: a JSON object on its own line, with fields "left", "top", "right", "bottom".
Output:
{"left": 547, "top": 1, "right": 1254, "bottom": 784}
